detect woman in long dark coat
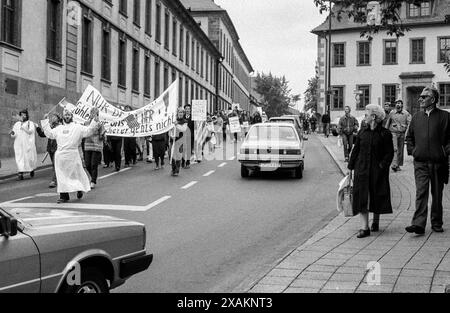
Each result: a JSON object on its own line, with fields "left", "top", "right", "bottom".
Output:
{"left": 348, "top": 104, "right": 394, "bottom": 238}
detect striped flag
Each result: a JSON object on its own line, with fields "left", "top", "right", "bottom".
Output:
{"left": 124, "top": 114, "right": 140, "bottom": 129}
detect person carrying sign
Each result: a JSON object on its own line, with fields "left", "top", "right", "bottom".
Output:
{"left": 41, "top": 107, "right": 100, "bottom": 203}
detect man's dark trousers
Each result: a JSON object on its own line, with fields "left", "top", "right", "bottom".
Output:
{"left": 110, "top": 137, "right": 123, "bottom": 170}
{"left": 342, "top": 133, "right": 354, "bottom": 158}
{"left": 412, "top": 161, "right": 446, "bottom": 228}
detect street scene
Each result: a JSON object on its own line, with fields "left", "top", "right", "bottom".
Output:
{"left": 1, "top": 0, "right": 450, "bottom": 299}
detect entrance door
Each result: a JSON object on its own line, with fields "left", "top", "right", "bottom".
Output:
{"left": 407, "top": 86, "right": 425, "bottom": 116}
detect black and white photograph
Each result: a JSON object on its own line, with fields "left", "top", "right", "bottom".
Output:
{"left": 1, "top": 0, "right": 450, "bottom": 302}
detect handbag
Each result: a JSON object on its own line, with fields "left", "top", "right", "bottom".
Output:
{"left": 337, "top": 173, "right": 354, "bottom": 217}
{"left": 337, "top": 136, "right": 343, "bottom": 148}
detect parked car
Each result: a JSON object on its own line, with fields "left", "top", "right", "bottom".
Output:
{"left": 0, "top": 206, "right": 152, "bottom": 293}
{"left": 238, "top": 123, "right": 305, "bottom": 179}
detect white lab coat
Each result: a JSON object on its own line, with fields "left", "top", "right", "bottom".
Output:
{"left": 41, "top": 119, "right": 98, "bottom": 194}
{"left": 11, "top": 121, "right": 38, "bottom": 173}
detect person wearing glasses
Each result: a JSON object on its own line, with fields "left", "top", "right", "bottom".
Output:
{"left": 405, "top": 86, "right": 450, "bottom": 235}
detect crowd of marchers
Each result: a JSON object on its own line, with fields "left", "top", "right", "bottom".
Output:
{"left": 3, "top": 103, "right": 263, "bottom": 203}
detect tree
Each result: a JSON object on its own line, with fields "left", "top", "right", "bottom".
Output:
{"left": 314, "top": 1, "right": 450, "bottom": 75}
{"left": 254, "top": 72, "right": 293, "bottom": 118}
{"left": 304, "top": 76, "right": 319, "bottom": 113}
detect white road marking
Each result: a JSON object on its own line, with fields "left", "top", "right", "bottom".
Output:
{"left": 1, "top": 202, "right": 147, "bottom": 212}
{"left": 228, "top": 156, "right": 236, "bottom": 161}
{"left": 98, "top": 167, "right": 131, "bottom": 180}
{"left": 0, "top": 196, "right": 35, "bottom": 205}
{"left": 203, "top": 170, "right": 215, "bottom": 177}
{"left": 218, "top": 162, "right": 227, "bottom": 168}
{"left": 144, "top": 196, "right": 172, "bottom": 211}
{"left": 181, "top": 181, "right": 198, "bottom": 190}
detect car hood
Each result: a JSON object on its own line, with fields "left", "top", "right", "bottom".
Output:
{"left": 2, "top": 207, "right": 135, "bottom": 228}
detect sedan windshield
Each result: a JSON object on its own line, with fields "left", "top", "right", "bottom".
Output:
{"left": 247, "top": 126, "right": 297, "bottom": 142}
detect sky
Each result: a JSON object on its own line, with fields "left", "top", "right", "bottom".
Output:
{"left": 215, "top": 0, "right": 326, "bottom": 110}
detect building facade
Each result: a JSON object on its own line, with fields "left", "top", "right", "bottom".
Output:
{"left": 181, "top": 0, "right": 254, "bottom": 112}
{"left": 312, "top": 0, "right": 450, "bottom": 122}
{"left": 0, "top": 0, "right": 223, "bottom": 158}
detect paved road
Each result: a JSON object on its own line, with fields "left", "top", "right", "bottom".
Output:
{"left": 0, "top": 135, "right": 342, "bottom": 292}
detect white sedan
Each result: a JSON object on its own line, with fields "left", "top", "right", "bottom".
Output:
{"left": 238, "top": 123, "right": 305, "bottom": 178}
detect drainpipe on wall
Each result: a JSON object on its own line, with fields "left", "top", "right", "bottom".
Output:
{"left": 215, "top": 56, "right": 224, "bottom": 111}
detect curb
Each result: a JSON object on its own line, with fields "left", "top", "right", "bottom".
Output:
{"left": 318, "top": 137, "right": 346, "bottom": 176}
{"left": 0, "top": 164, "right": 53, "bottom": 182}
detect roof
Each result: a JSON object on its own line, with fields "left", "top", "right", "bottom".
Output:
{"left": 180, "top": 0, "right": 224, "bottom": 11}
{"left": 311, "top": 0, "right": 450, "bottom": 34}
{"left": 180, "top": 0, "right": 254, "bottom": 73}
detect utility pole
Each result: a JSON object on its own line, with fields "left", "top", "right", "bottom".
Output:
{"left": 326, "top": 0, "right": 332, "bottom": 118}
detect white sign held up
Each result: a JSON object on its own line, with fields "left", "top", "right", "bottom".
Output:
{"left": 192, "top": 100, "right": 207, "bottom": 121}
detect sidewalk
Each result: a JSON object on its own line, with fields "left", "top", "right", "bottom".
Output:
{"left": 247, "top": 134, "right": 450, "bottom": 293}
{"left": 0, "top": 153, "right": 53, "bottom": 180}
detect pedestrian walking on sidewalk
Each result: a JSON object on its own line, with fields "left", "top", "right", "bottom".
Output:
{"left": 405, "top": 86, "right": 450, "bottom": 235}
{"left": 169, "top": 108, "right": 188, "bottom": 176}
{"left": 385, "top": 99, "right": 411, "bottom": 172}
{"left": 84, "top": 113, "right": 106, "bottom": 189}
{"left": 348, "top": 104, "right": 394, "bottom": 239}
{"left": 321, "top": 113, "right": 331, "bottom": 137}
{"left": 41, "top": 108, "right": 100, "bottom": 203}
{"left": 338, "top": 106, "right": 359, "bottom": 162}
{"left": 10, "top": 109, "right": 39, "bottom": 180}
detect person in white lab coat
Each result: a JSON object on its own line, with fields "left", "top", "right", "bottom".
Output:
{"left": 9, "top": 109, "right": 38, "bottom": 180}
{"left": 41, "top": 107, "right": 100, "bottom": 203}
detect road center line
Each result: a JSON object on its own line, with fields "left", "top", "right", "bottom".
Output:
{"left": 218, "top": 162, "right": 227, "bottom": 168}
{"left": 99, "top": 167, "right": 131, "bottom": 180}
{"left": 144, "top": 196, "right": 172, "bottom": 211}
{"left": 203, "top": 170, "right": 215, "bottom": 177}
{"left": 181, "top": 181, "right": 198, "bottom": 190}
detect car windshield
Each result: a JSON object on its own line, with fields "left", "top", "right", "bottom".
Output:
{"left": 247, "top": 126, "right": 297, "bottom": 142}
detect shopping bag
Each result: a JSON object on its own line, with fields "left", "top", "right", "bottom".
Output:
{"left": 337, "top": 174, "right": 354, "bottom": 217}
{"left": 210, "top": 134, "right": 217, "bottom": 145}
{"left": 337, "top": 136, "right": 343, "bottom": 148}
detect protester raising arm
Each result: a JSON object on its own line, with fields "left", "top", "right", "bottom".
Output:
{"left": 80, "top": 108, "right": 100, "bottom": 139}
{"left": 41, "top": 114, "right": 58, "bottom": 140}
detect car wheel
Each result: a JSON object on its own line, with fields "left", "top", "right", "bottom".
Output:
{"left": 241, "top": 165, "right": 249, "bottom": 178}
{"left": 294, "top": 165, "right": 303, "bottom": 179}
{"left": 61, "top": 267, "right": 109, "bottom": 294}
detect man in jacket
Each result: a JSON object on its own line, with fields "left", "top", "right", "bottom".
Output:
{"left": 386, "top": 99, "right": 411, "bottom": 172}
{"left": 405, "top": 86, "right": 450, "bottom": 234}
{"left": 338, "top": 106, "right": 359, "bottom": 162}
{"left": 321, "top": 113, "right": 331, "bottom": 137}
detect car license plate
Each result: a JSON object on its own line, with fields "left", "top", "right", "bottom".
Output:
{"left": 260, "top": 162, "right": 279, "bottom": 168}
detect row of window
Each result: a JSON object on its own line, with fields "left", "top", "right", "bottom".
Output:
{"left": 331, "top": 83, "right": 450, "bottom": 110}
{"left": 332, "top": 37, "right": 450, "bottom": 67}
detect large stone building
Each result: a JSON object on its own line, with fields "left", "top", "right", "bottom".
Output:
{"left": 0, "top": 0, "right": 229, "bottom": 158}
{"left": 312, "top": 0, "right": 450, "bottom": 122}
{"left": 180, "top": 0, "right": 254, "bottom": 112}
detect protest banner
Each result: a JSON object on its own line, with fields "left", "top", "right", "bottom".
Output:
{"left": 229, "top": 116, "right": 241, "bottom": 133}
{"left": 192, "top": 100, "right": 207, "bottom": 122}
{"left": 55, "top": 80, "right": 179, "bottom": 137}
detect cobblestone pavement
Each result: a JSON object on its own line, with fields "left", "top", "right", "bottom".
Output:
{"left": 247, "top": 134, "right": 450, "bottom": 293}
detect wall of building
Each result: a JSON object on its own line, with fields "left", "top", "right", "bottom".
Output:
{"left": 317, "top": 24, "right": 450, "bottom": 122}
{"left": 0, "top": 0, "right": 221, "bottom": 158}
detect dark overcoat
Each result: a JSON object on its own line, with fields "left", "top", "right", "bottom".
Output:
{"left": 348, "top": 123, "right": 394, "bottom": 215}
